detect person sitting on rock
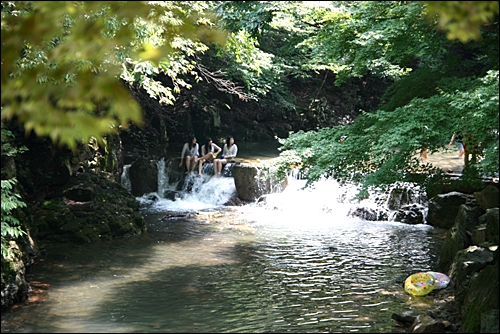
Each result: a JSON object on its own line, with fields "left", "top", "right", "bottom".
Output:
{"left": 179, "top": 135, "right": 200, "bottom": 174}
{"left": 197, "top": 137, "right": 222, "bottom": 177}
{"left": 213, "top": 135, "right": 238, "bottom": 178}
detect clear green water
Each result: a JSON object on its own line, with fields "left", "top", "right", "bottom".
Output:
{"left": 1, "top": 208, "right": 445, "bottom": 333}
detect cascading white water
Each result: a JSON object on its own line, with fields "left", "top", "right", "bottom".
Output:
{"left": 120, "top": 164, "right": 131, "bottom": 192}
{"left": 238, "top": 175, "right": 389, "bottom": 230}
{"left": 124, "top": 158, "right": 238, "bottom": 212}
{"left": 122, "top": 157, "right": 428, "bottom": 225}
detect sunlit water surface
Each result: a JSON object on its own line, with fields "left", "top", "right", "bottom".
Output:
{"left": 1, "top": 142, "right": 446, "bottom": 333}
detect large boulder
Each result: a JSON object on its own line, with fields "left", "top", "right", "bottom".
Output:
{"left": 438, "top": 205, "right": 485, "bottom": 273}
{"left": 448, "top": 246, "right": 494, "bottom": 304}
{"left": 392, "top": 204, "right": 426, "bottom": 224}
{"left": 482, "top": 208, "right": 499, "bottom": 245}
{"left": 461, "top": 265, "right": 499, "bottom": 333}
{"left": 427, "top": 192, "right": 476, "bottom": 229}
{"left": 474, "top": 185, "right": 499, "bottom": 211}
{"left": 385, "top": 183, "right": 427, "bottom": 211}
{"left": 1, "top": 242, "right": 31, "bottom": 310}
{"left": 455, "top": 205, "right": 486, "bottom": 232}
{"left": 348, "top": 206, "right": 389, "bottom": 221}
{"left": 231, "top": 163, "right": 288, "bottom": 201}
{"left": 32, "top": 171, "right": 146, "bottom": 243}
{"left": 128, "top": 157, "right": 158, "bottom": 196}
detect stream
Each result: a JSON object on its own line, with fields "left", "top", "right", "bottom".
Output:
{"left": 1, "top": 141, "right": 447, "bottom": 333}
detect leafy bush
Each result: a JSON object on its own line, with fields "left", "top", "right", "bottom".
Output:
{"left": 1, "top": 178, "right": 26, "bottom": 260}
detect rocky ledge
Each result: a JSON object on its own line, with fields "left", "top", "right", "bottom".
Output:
{"left": 392, "top": 185, "right": 499, "bottom": 333}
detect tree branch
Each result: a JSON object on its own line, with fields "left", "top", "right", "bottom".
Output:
{"left": 195, "top": 63, "right": 252, "bottom": 101}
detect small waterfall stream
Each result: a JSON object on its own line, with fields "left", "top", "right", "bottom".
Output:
{"left": 121, "top": 157, "right": 428, "bottom": 225}
{"left": 124, "top": 158, "right": 239, "bottom": 212}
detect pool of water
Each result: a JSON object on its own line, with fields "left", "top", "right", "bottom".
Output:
{"left": 1, "top": 189, "right": 446, "bottom": 333}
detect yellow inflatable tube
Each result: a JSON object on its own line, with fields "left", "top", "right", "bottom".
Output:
{"left": 404, "top": 272, "right": 436, "bottom": 296}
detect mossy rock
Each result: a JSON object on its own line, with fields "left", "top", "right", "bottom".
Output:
{"left": 32, "top": 171, "right": 145, "bottom": 243}
{"left": 462, "top": 265, "right": 499, "bottom": 333}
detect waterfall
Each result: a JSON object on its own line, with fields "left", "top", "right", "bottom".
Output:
{"left": 121, "top": 164, "right": 131, "bottom": 192}
{"left": 243, "top": 176, "right": 365, "bottom": 226}
{"left": 122, "top": 158, "right": 238, "bottom": 212}
{"left": 122, "top": 158, "right": 428, "bottom": 224}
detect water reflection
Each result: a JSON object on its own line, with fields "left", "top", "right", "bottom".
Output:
{"left": 3, "top": 217, "right": 442, "bottom": 332}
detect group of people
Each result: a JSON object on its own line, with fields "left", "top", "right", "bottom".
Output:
{"left": 178, "top": 135, "right": 238, "bottom": 178}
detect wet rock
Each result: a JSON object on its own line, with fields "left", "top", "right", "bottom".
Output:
{"left": 129, "top": 157, "right": 158, "bottom": 196}
{"left": 162, "top": 190, "right": 178, "bottom": 201}
{"left": 348, "top": 206, "right": 389, "bottom": 221}
{"left": 392, "top": 310, "right": 419, "bottom": 324}
{"left": 386, "top": 183, "right": 427, "bottom": 211}
{"left": 232, "top": 163, "right": 288, "bottom": 201}
{"left": 427, "top": 192, "right": 471, "bottom": 229}
{"left": 393, "top": 204, "right": 426, "bottom": 224}
{"left": 224, "top": 196, "right": 247, "bottom": 206}
{"left": 409, "top": 314, "right": 445, "bottom": 333}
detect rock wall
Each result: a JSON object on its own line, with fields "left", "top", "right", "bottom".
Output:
{"left": 392, "top": 185, "right": 498, "bottom": 333}
{"left": 411, "top": 185, "right": 499, "bottom": 333}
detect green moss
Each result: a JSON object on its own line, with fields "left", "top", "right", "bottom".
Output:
{"left": 462, "top": 266, "right": 499, "bottom": 333}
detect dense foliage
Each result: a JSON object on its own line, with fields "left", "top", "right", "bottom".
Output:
{"left": 271, "top": 70, "right": 498, "bottom": 195}
{"left": 1, "top": 178, "right": 26, "bottom": 260}
{"left": 263, "top": 1, "right": 499, "bottom": 194}
{"left": 0, "top": 0, "right": 224, "bottom": 263}
{"left": 1, "top": 128, "right": 27, "bottom": 259}
{"left": 1, "top": 1, "right": 224, "bottom": 150}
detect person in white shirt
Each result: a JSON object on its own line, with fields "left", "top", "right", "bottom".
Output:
{"left": 213, "top": 135, "right": 238, "bottom": 178}
{"left": 179, "top": 135, "right": 200, "bottom": 174}
{"left": 197, "top": 137, "right": 222, "bottom": 177}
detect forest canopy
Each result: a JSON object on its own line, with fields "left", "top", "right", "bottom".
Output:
{"left": 1, "top": 1, "right": 499, "bottom": 190}
{"left": 253, "top": 1, "right": 499, "bottom": 194}
{"left": 1, "top": 1, "right": 225, "bottom": 149}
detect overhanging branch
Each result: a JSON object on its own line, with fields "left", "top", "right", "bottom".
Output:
{"left": 195, "top": 63, "right": 252, "bottom": 101}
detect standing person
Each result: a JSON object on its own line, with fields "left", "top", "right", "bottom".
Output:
{"left": 213, "top": 135, "right": 238, "bottom": 178}
{"left": 420, "top": 125, "right": 430, "bottom": 161}
{"left": 197, "top": 137, "right": 222, "bottom": 177}
{"left": 448, "top": 132, "right": 465, "bottom": 159}
{"left": 420, "top": 147, "right": 428, "bottom": 160}
{"left": 179, "top": 135, "right": 200, "bottom": 174}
